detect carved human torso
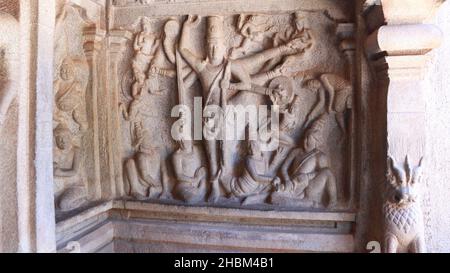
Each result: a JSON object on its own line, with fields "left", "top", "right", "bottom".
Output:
{"left": 136, "top": 146, "right": 161, "bottom": 185}
{"left": 198, "top": 61, "right": 226, "bottom": 106}
{"left": 54, "top": 148, "right": 76, "bottom": 172}
{"left": 178, "top": 146, "right": 203, "bottom": 178}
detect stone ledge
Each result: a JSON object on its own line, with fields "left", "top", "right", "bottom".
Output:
{"left": 56, "top": 201, "right": 356, "bottom": 252}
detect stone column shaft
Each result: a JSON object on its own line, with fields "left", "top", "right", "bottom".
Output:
{"left": 17, "top": 0, "right": 56, "bottom": 253}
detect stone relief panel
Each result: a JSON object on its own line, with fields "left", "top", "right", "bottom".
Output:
{"left": 115, "top": 8, "right": 355, "bottom": 212}
{"left": 53, "top": 3, "right": 91, "bottom": 213}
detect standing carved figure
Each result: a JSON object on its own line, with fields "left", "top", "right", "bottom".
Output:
{"left": 124, "top": 122, "right": 163, "bottom": 199}
{"left": 384, "top": 156, "right": 426, "bottom": 253}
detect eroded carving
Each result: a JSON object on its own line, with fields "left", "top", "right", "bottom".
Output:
{"left": 0, "top": 48, "right": 15, "bottom": 127}
{"left": 53, "top": 124, "right": 87, "bottom": 211}
{"left": 271, "top": 115, "right": 337, "bottom": 208}
{"left": 124, "top": 122, "right": 164, "bottom": 199}
{"left": 383, "top": 156, "right": 426, "bottom": 253}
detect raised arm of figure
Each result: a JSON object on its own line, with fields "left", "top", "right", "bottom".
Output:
{"left": 179, "top": 15, "right": 203, "bottom": 73}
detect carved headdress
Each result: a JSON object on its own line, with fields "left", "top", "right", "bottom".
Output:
{"left": 54, "top": 123, "right": 72, "bottom": 139}
{"left": 207, "top": 16, "right": 225, "bottom": 42}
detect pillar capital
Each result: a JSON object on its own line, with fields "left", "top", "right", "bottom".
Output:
{"left": 83, "top": 26, "right": 106, "bottom": 60}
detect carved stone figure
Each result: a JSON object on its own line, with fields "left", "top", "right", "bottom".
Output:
{"left": 320, "top": 73, "right": 352, "bottom": 134}
{"left": 53, "top": 124, "right": 87, "bottom": 211}
{"left": 179, "top": 15, "right": 311, "bottom": 202}
{"left": 230, "top": 140, "right": 280, "bottom": 205}
{"left": 383, "top": 156, "right": 426, "bottom": 253}
{"left": 230, "top": 14, "right": 272, "bottom": 59}
{"left": 131, "top": 18, "right": 160, "bottom": 99}
{"left": 172, "top": 139, "right": 208, "bottom": 203}
{"left": 267, "top": 10, "right": 315, "bottom": 74}
{"left": 0, "top": 49, "right": 15, "bottom": 127}
{"left": 271, "top": 116, "right": 337, "bottom": 208}
{"left": 124, "top": 122, "right": 163, "bottom": 199}
{"left": 123, "top": 18, "right": 181, "bottom": 122}
{"left": 54, "top": 57, "right": 88, "bottom": 131}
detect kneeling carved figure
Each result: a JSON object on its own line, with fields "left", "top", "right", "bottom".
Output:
{"left": 271, "top": 117, "right": 337, "bottom": 208}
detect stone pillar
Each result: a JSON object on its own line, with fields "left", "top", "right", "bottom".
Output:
{"left": 337, "top": 23, "right": 357, "bottom": 208}
{"left": 108, "top": 30, "right": 133, "bottom": 197}
{"left": 16, "top": 0, "right": 56, "bottom": 253}
{"left": 82, "top": 26, "right": 106, "bottom": 201}
{"left": 364, "top": 0, "right": 445, "bottom": 252}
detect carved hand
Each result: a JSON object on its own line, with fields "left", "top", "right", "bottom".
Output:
{"left": 284, "top": 37, "right": 309, "bottom": 54}
{"left": 184, "top": 15, "right": 202, "bottom": 28}
{"left": 285, "top": 179, "right": 295, "bottom": 192}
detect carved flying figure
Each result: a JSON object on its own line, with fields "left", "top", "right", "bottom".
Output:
{"left": 54, "top": 57, "right": 88, "bottom": 132}
{"left": 384, "top": 156, "right": 426, "bottom": 253}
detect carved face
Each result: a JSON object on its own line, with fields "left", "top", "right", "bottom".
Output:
{"left": 386, "top": 157, "right": 423, "bottom": 206}
{"left": 60, "top": 62, "right": 74, "bottom": 81}
{"left": 164, "top": 20, "right": 180, "bottom": 38}
{"left": 207, "top": 39, "right": 226, "bottom": 65}
{"left": 55, "top": 130, "right": 72, "bottom": 150}
{"left": 302, "top": 132, "right": 318, "bottom": 151}
{"left": 143, "top": 20, "right": 152, "bottom": 33}
{"left": 388, "top": 184, "right": 419, "bottom": 206}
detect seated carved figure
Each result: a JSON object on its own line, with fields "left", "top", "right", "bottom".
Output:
{"left": 124, "top": 124, "right": 163, "bottom": 199}
{"left": 271, "top": 119, "right": 337, "bottom": 208}
{"left": 231, "top": 140, "right": 280, "bottom": 205}
{"left": 53, "top": 124, "right": 87, "bottom": 211}
{"left": 172, "top": 140, "right": 208, "bottom": 204}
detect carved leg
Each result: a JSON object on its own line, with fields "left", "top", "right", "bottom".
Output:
{"left": 384, "top": 234, "right": 399, "bottom": 253}
{"left": 205, "top": 140, "right": 222, "bottom": 202}
{"left": 57, "top": 186, "right": 87, "bottom": 212}
{"left": 204, "top": 140, "right": 219, "bottom": 177}
{"left": 73, "top": 106, "right": 88, "bottom": 132}
{"left": 304, "top": 169, "right": 337, "bottom": 208}
{"left": 324, "top": 170, "right": 338, "bottom": 208}
{"left": 159, "top": 159, "right": 173, "bottom": 199}
{"left": 411, "top": 236, "right": 426, "bottom": 253}
{"left": 124, "top": 159, "right": 148, "bottom": 198}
